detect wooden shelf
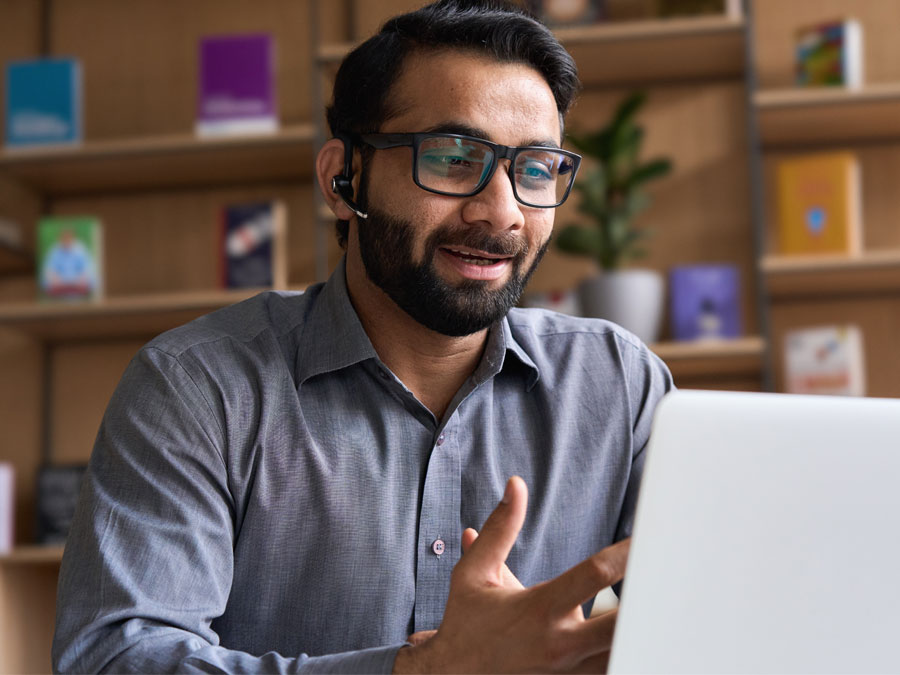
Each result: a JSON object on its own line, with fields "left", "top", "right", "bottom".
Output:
{"left": 0, "top": 286, "right": 308, "bottom": 341}
{"left": 0, "top": 124, "right": 316, "bottom": 197}
{"left": 651, "top": 335, "right": 766, "bottom": 379}
{"left": 761, "top": 250, "right": 900, "bottom": 298}
{"left": 0, "top": 244, "right": 32, "bottom": 277}
{"left": 755, "top": 83, "right": 900, "bottom": 148}
{"left": 318, "top": 15, "right": 745, "bottom": 86}
{"left": 0, "top": 546, "right": 64, "bottom": 565}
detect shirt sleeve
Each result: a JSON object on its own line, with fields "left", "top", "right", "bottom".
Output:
{"left": 614, "top": 341, "right": 675, "bottom": 544}
{"left": 51, "top": 345, "right": 405, "bottom": 674}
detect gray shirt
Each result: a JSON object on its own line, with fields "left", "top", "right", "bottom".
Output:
{"left": 53, "top": 259, "right": 673, "bottom": 674}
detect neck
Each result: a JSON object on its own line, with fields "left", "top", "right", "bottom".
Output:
{"left": 345, "top": 253, "right": 488, "bottom": 421}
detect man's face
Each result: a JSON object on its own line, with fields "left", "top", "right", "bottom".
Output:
{"left": 351, "top": 50, "right": 561, "bottom": 337}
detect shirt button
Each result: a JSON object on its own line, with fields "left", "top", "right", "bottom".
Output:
{"left": 432, "top": 539, "right": 445, "bottom": 556}
{"left": 436, "top": 432, "right": 445, "bottom": 446}
{"left": 378, "top": 368, "right": 389, "bottom": 380}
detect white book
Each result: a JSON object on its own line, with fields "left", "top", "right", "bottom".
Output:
{"left": 784, "top": 324, "right": 866, "bottom": 396}
{"left": 0, "top": 463, "right": 13, "bottom": 554}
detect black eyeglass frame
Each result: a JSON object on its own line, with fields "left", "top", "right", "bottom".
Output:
{"left": 353, "top": 132, "right": 582, "bottom": 209}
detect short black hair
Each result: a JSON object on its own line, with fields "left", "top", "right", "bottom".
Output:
{"left": 325, "top": 0, "right": 580, "bottom": 247}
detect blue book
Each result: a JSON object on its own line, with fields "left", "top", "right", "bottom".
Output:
{"left": 669, "top": 264, "right": 742, "bottom": 341}
{"left": 5, "top": 57, "right": 82, "bottom": 148}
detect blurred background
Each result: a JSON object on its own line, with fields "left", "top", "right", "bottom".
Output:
{"left": 1, "top": 0, "right": 898, "bottom": 671}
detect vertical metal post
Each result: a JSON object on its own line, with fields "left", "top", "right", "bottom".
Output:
{"left": 741, "top": 0, "right": 776, "bottom": 392}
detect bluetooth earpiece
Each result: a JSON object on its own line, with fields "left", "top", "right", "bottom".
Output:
{"left": 331, "top": 174, "right": 368, "bottom": 220}
{"left": 330, "top": 133, "right": 368, "bottom": 220}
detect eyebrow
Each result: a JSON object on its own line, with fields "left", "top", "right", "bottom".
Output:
{"left": 421, "top": 122, "right": 561, "bottom": 149}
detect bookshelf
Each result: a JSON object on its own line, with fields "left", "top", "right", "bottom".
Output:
{"left": 0, "top": 287, "right": 313, "bottom": 341}
{"left": 0, "top": 244, "right": 31, "bottom": 277}
{"left": 750, "top": 0, "right": 900, "bottom": 398}
{"left": 0, "top": 0, "right": 772, "bottom": 671}
{"left": 756, "top": 83, "right": 900, "bottom": 147}
{"left": 0, "top": 125, "right": 316, "bottom": 196}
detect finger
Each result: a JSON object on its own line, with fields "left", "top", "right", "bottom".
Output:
{"left": 461, "top": 527, "right": 478, "bottom": 553}
{"left": 558, "top": 610, "right": 618, "bottom": 669}
{"left": 454, "top": 476, "right": 527, "bottom": 585}
{"left": 462, "top": 528, "right": 525, "bottom": 590}
{"left": 407, "top": 629, "right": 437, "bottom": 646}
{"left": 539, "top": 538, "right": 630, "bottom": 616}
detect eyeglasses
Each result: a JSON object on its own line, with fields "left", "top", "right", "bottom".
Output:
{"left": 355, "top": 132, "right": 581, "bottom": 208}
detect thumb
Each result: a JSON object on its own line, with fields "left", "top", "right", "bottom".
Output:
{"left": 456, "top": 476, "right": 527, "bottom": 585}
{"left": 462, "top": 527, "right": 526, "bottom": 590}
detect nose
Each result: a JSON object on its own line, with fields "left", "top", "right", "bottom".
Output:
{"left": 460, "top": 160, "right": 525, "bottom": 232}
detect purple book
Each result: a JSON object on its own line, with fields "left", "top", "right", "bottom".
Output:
{"left": 669, "top": 264, "right": 742, "bottom": 341}
{"left": 196, "top": 33, "right": 277, "bottom": 137}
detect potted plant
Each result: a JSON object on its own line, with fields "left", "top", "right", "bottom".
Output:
{"left": 556, "top": 91, "right": 673, "bottom": 343}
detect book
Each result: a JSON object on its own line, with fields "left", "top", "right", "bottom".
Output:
{"left": 776, "top": 152, "right": 862, "bottom": 257}
{"left": 669, "top": 264, "right": 742, "bottom": 341}
{"left": 796, "top": 19, "right": 863, "bottom": 88}
{"left": 0, "top": 463, "right": 13, "bottom": 554}
{"left": 220, "top": 201, "right": 287, "bottom": 289}
{"left": 35, "top": 465, "right": 87, "bottom": 545}
{"left": 784, "top": 324, "right": 866, "bottom": 396}
{"left": 4, "top": 57, "right": 82, "bottom": 148}
{"left": 196, "top": 34, "right": 278, "bottom": 137}
{"left": 37, "top": 215, "right": 104, "bottom": 302}
{"left": 528, "top": 0, "right": 605, "bottom": 26}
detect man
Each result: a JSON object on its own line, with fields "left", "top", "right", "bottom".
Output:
{"left": 53, "top": 1, "right": 673, "bottom": 672}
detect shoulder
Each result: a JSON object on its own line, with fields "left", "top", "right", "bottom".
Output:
{"left": 145, "top": 287, "right": 320, "bottom": 360}
{"left": 507, "top": 306, "right": 647, "bottom": 356}
{"left": 506, "top": 307, "right": 671, "bottom": 389}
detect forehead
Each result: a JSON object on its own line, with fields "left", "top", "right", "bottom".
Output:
{"left": 381, "top": 50, "right": 562, "bottom": 145}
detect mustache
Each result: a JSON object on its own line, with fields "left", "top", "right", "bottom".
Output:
{"left": 424, "top": 225, "right": 529, "bottom": 258}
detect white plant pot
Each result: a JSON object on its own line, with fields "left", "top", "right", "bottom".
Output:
{"left": 578, "top": 269, "right": 665, "bottom": 344}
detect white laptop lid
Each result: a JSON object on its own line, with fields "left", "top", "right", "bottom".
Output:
{"left": 609, "top": 389, "right": 900, "bottom": 674}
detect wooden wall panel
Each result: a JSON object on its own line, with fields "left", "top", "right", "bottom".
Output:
{"left": 753, "top": 0, "right": 900, "bottom": 89}
{"left": 0, "top": 0, "right": 42, "bottom": 141}
{"left": 763, "top": 146, "right": 900, "bottom": 255}
{"left": 0, "top": 563, "right": 59, "bottom": 674}
{"left": 769, "top": 295, "right": 900, "bottom": 397}
{"left": 50, "top": 0, "right": 313, "bottom": 139}
{"left": 50, "top": 340, "right": 141, "bottom": 464}
{"left": 52, "top": 183, "right": 320, "bottom": 295}
{"left": 0, "top": 330, "right": 43, "bottom": 545}
{"left": 531, "top": 82, "right": 758, "bottom": 340}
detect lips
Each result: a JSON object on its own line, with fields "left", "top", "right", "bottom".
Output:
{"left": 437, "top": 245, "right": 515, "bottom": 281}
{"left": 440, "top": 246, "right": 513, "bottom": 266}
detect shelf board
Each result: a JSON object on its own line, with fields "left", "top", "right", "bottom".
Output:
{"left": 318, "top": 15, "right": 745, "bottom": 86}
{"left": 0, "top": 546, "right": 64, "bottom": 565}
{"left": 761, "top": 250, "right": 900, "bottom": 298}
{"left": 0, "top": 286, "right": 308, "bottom": 341}
{"left": 755, "top": 83, "right": 900, "bottom": 147}
{"left": 0, "top": 244, "right": 32, "bottom": 277}
{"left": 651, "top": 335, "right": 766, "bottom": 379}
{"left": 0, "top": 124, "right": 316, "bottom": 197}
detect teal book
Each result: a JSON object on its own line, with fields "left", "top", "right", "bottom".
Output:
{"left": 5, "top": 57, "right": 83, "bottom": 147}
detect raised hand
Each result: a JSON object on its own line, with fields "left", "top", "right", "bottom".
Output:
{"left": 394, "top": 476, "right": 630, "bottom": 674}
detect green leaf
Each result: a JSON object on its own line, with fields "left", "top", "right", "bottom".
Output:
{"left": 626, "top": 158, "right": 673, "bottom": 188}
{"left": 555, "top": 224, "right": 604, "bottom": 258}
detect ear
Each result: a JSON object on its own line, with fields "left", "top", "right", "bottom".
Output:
{"left": 315, "top": 138, "right": 357, "bottom": 221}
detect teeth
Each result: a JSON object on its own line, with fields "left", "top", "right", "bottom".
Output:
{"left": 445, "top": 247, "right": 504, "bottom": 264}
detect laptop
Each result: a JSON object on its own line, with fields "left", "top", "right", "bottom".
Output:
{"left": 609, "top": 389, "right": 900, "bottom": 674}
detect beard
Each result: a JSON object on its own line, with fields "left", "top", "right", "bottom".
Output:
{"left": 356, "top": 203, "right": 549, "bottom": 337}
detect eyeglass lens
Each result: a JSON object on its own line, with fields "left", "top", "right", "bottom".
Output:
{"left": 416, "top": 136, "right": 575, "bottom": 207}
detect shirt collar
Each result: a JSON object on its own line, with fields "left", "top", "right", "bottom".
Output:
{"left": 295, "top": 257, "right": 379, "bottom": 385}
{"left": 295, "top": 256, "right": 541, "bottom": 390}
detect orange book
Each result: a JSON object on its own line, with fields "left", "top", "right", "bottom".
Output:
{"left": 776, "top": 152, "right": 861, "bottom": 256}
